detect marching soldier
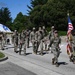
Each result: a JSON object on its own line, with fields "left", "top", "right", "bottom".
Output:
{"left": 69, "top": 30, "right": 75, "bottom": 64}
{"left": 42, "top": 26, "right": 48, "bottom": 51}
{"left": 30, "top": 27, "right": 36, "bottom": 54}
{"left": 66, "top": 30, "right": 73, "bottom": 62}
{"left": 49, "top": 30, "right": 61, "bottom": 67}
{"left": 13, "top": 30, "right": 18, "bottom": 53}
{"left": 19, "top": 30, "right": 26, "bottom": 55}
{"left": 48, "top": 26, "right": 55, "bottom": 51}
{"left": 49, "top": 26, "right": 55, "bottom": 40}
{"left": 37, "top": 27, "right": 44, "bottom": 55}
{"left": 26, "top": 29, "right": 30, "bottom": 48}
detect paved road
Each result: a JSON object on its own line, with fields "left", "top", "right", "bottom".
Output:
{"left": 0, "top": 62, "right": 36, "bottom": 75}
{"left": 0, "top": 41, "right": 75, "bottom": 75}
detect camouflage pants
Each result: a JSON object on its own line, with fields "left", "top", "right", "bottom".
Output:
{"left": 40, "top": 40, "right": 43, "bottom": 55}
{"left": 19, "top": 41, "right": 26, "bottom": 55}
{"left": 14, "top": 42, "right": 18, "bottom": 52}
{"left": 26, "top": 38, "right": 29, "bottom": 48}
{"left": 52, "top": 48, "right": 60, "bottom": 63}
{"left": 72, "top": 44, "right": 75, "bottom": 56}
{"left": 32, "top": 41, "right": 36, "bottom": 53}
{"left": 34, "top": 40, "right": 39, "bottom": 54}
{"left": 37, "top": 40, "right": 43, "bottom": 55}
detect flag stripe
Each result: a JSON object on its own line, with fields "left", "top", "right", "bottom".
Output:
{"left": 66, "top": 15, "right": 74, "bottom": 56}
{"left": 67, "top": 16, "right": 74, "bottom": 35}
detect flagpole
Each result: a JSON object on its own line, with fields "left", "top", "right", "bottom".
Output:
{"left": 67, "top": 12, "right": 69, "bottom": 16}
{"left": 67, "top": 10, "right": 69, "bottom": 16}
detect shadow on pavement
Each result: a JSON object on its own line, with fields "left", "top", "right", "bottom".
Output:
{"left": 58, "top": 62, "right": 68, "bottom": 66}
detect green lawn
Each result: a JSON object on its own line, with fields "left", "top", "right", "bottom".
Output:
{"left": 59, "top": 31, "right": 67, "bottom": 36}
{"left": 0, "top": 52, "right": 5, "bottom": 58}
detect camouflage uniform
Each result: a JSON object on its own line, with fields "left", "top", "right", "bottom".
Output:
{"left": 30, "top": 28, "right": 37, "bottom": 54}
{"left": 14, "top": 30, "right": 18, "bottom": 53}
{"left": 48, "top": 26, "right": 55, "bottom": 51}
{"left": 49, "top": 30, "right": 61, "bottom": 67}
{"left": 37, "top": 27, "right": 44, "bottom": 55}
{"left": 26, "top": 29, "right": 30, "bottom": 48}
{"left": 49, "top": 26, "right": 55, "bottom": 40}
{"left": 0, "top": 31, "right": 4, "bottom": 50}
{"left": 42, "top": 26, "right": 47, "bottom": 51}
{"left": 19, "top": 30, "right": 26, "bottom": 55}
{"left": 70, "top": 30, "right": 75, "bottom": 63}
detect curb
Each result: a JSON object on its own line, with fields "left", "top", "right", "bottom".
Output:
{"left": 0, "top": 56, "right": 8, "bottom": 62}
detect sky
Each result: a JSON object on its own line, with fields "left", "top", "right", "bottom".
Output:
{"left": 0, "top": 0, "right": 31, "bottom": 20}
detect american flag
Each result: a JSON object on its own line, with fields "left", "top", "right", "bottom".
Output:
{"left": 67, "top": 16, "right": 74, "bottom": 35}
{"left": 66, "top": 15, "right": 74, "bottom": 55}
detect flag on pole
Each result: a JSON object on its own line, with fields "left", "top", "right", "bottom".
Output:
{"left": 66, "top": 14, "right": 74, "bottom": 55}
{"left": 67, "top": 15, "right": 74, "bottom": 35}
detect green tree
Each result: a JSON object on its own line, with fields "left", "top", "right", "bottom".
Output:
{"left": 0, "top": 7, "right": 12, "bottom": 28}
{"left": 27, "top": 0, "right": 75, "bottom": 31}
{"left": 28, "top": 0, "right": 48, "bottom": 28}
{"left": 13, "top": 12, "right": 30, "bottom": 32}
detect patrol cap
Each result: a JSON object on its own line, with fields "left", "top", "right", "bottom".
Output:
{"left": 54, "top": 30, "right": 58, "bottom": 33}
{"left": 43, "top": 26, "right": 45, "bottom": 29}
{"left": 51, "top": 26, "right": 54, "bottom": 29}
{"left": 14, "top": 30, "right": 17, "bottom": 32}
{"left": 33, "top": 27, "right": 35, "bottom": 30}
{"left": 39, "top": 27, "right": 42, "bottom": 31}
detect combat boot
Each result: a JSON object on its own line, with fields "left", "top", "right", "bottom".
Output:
{"left": 24, "top": 53, "right": 26, "bottom": 56}
{"left": 47, "top": 47, "right": 50, "bottom": 51}
{"left": 73, "top": 57, "right": 75, "bottom": 64}
{"left": 73, "top": 60, "right": 75, "bottom": 64}
{"left": 19, "top": 50, "right": 21, "bottom": 55}
{"left": 52, "top": 58, "right": 55, "bottom": 65}
{"left": 41, "top": 53, "right": 43, "bottom": 56}
{"left": 69, "top": 56, "right": 72, "bottom": 62}
{"left": 56, "top": 62, "right": 59, "bottom": 67}
{"left": 35, "top": 50, "right": 37, "bottom": 55}
{"left": 69, "top": 54, "right": 73, "bottom": 62}
{"left": 2, "top": 48, "right": 4, "bottom": 50}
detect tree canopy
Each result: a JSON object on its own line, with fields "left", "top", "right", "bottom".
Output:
{"left": 27, "top": 0, "right": 75, "bottom": 31}
{"left": 12, "top": 12, "right": 30, "bottom": 32}
{"left": 1, "top": 0, "right": 75, "bottom": 32}
{"left": 0, "top": 7, "right": 12, "bottom": 29}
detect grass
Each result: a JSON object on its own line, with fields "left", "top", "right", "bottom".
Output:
{"left": 58, "top": 31, "right": 67, "bottom": 36}
{"left": 0, "top": 52, "right": 5, "bottom": 58}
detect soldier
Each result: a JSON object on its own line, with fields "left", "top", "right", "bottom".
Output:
{"left": 49, "top": 26, "right": 55, "bottom": 40}
{"left": 66, "top": 30, "right": 73, "bottom": 62}
{"left": 26, "top": 29, "right": 30, "bottom": 48}
{"left": 0, "top": 31, "right": 4, "bottom": 50}
{"left": 49, "top": 30, "right": 61, "bottom": 67}
{"left": 69, "top": 30, "right": 75, "bottom": 64}
{"left": 13, "top": 30, "right": 18, "bottom": 53}
{"left": 19, "top": 30, "right": 26, "bottom": 55}
{"left": 37, "top": 27, "right": 44, "bottom": 55}
{"left": 42, "top": 26, "right": 48, "bottom": 51}
{"left": 30, "top": 27, "right": 36, "bottom": 54}
{"left": 48, "top": 26, "right": 55, "bottom": 51}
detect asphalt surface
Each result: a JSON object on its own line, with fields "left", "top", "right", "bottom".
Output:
{"left": 0, "top": 40, "right": 75, "bottom": 75}
{"left": 0, "top": 62, "right": 36, "bottom": 75}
